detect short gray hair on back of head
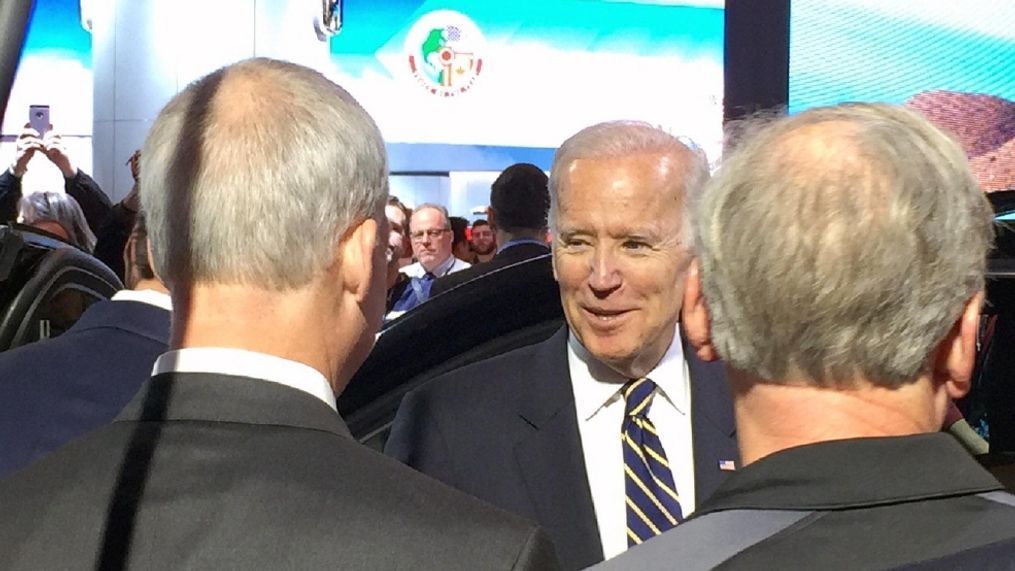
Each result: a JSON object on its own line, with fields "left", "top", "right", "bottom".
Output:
{"left": 697, "top": 102, "right": 994, "bottom": 388}
{"left": 140, "top": 57, "right": 388, "bottom": 290}
{"left": 548, "top": 120, "right": 709, "bottom": 247}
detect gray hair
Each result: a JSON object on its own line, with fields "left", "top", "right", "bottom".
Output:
{"left": 140, "top": 58, "right": 388, "bottom": 290}
{"left": 411, "top": 203, "right": 451, "bottom": 229}
{"left": 18, "top": 191, "right": 96, "bottom": 252}
{"left": 697, "top": 103, "right": 994, "bottom": 388}
{"left": 548, "top": 120, "right": 710, "bottom": 247}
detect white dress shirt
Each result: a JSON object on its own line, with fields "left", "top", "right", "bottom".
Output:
{"left": 152, "top": 348, "right": 337, "bottom": 412}
{"left": 399, "top": 255, "right": 471, "bottom": 278}
{"left": 568, "top": 325, "right": 695, "bottom": 561}
{"left": 111, "top": 288, "right": 172, "bottom": 311}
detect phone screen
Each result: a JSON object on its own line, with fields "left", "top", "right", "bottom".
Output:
{"left": 29, "top": 105, "right": 49, "bottom": 137}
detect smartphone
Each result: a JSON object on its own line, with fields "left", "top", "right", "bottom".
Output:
{"left": 29, "top": 105, "right": 49, "bottom": 137}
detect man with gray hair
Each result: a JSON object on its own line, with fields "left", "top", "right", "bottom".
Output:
{"left": 387, "top": 121, "right": 738, "bottom": 569}
{"left": 0, "top": 58, "right": 557, "bottom": 569}
{"left": 386, "top": 202, "right": 471, "bottom": 319}
{"left": 596, "top": 103, "right": 1015, "bottom": 570}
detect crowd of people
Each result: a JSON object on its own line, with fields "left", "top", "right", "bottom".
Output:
{"left": 0, "top": 57, "right": 1012, "bottom": 569}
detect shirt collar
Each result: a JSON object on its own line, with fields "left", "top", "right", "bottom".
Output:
{"left": 568, "top": 324, "right": 689, "bottom": 421}
{"left": 496, "top": 238, "right": 548, "bottom": 254}
{"left": 111, "top": 288, "right": 173, "bottom": 312}
{"left": 152, "top": 348, "right": 337, "bottom": 412}
{"left": 698, "top": 433, "right": 1004, "bottom": 515}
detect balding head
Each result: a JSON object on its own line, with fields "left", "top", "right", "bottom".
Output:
{"left": 140, "top": 58, "right": 389, "bottom": 290}
{"left": 695, "top": 103, "right": 994, "bottom": 388}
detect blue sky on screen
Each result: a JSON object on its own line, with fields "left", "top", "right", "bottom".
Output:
{"left": 790, "top": 0, "right": 1015, "bottom": 112}
{"left": 22, "top": 0, "right": 91, "bottom": 65}
{"left": 331, "top": 0, "right": 722, "bottom": 74}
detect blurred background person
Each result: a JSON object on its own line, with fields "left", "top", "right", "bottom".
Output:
{"left": 1, "top": 124, "right": 112, "bottom": 233}
{"left": 0, "top": 211, "right": 169, "bottom": 479}
{"left": 17, "top": 190, "right": 96, "bottom": 252}
{"left": 431, "top": 163, "right": 551, "bottom": 297}
{"left": 450, "top": 215, "right": 474, "bottom": 264}
{"left": 470, "top": 218, "right": 497, "bottom": 264}
{"left": 387, "top": 203, "right": 470, "bottom": 320}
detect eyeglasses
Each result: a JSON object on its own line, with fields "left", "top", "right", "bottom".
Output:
{"left": 410, "top": 228, "right": 449, "bottom": 241}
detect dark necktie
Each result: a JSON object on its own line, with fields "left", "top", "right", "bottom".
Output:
{"left": 391, "top": 272, "right": 436, "bottom": 313}
{"left": 623, "top": 377, "right": 683, "bottom": 547}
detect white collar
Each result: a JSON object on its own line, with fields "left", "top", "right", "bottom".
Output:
{"left": 568, "top": 324, "right": 689, "bottom": 421}
{"left": 152, "top": 348, "right": 337, "bottom": 412}
{"left": 111, "top": 289, "right": 173, "bottom": 312}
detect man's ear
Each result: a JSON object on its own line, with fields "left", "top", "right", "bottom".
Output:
{"left": 486, "top": 207, "right": 496, "bottom": 229}
{"left": 681, "top": 258, "right": 719, "bottom": 362}
{"left": 933, "top": 291, "right": 984, "bottom": 400}
{"left": 338, "top": 217, "right": 381, "bottom": 303}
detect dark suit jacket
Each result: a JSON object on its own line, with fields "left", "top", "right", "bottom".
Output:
{"left": 385, "top": 326, "right": 738, "bottom": 570}
{"left": 430, "top": 242, "right": 551, "bottom": 297}
{"left": 0, "top": 298, "right": 170, "bottom": 478}
{"left": 0, "top": 372, "right": 559, "bottom": 569}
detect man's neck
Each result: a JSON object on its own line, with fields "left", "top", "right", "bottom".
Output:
{"left": 495, "top": 228, "right": 545, "bottom": 248}
{"left": 422, "top": 255, "right": 453, "bottom": 275}
{"left": 131, "top": 277, "right": 168, "bottom": 295}
{"left": 731, "top": 370, "right": 949, "bottom": 465}
{"left": 475, "top": 251, "right": 495, "bottom": 263}
{"left": 169, "top": 283, "right": 357, "bottom": 394}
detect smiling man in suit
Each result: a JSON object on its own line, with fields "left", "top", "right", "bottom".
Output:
{"left": 387, "top": 121, "right": 738, "bottom": 569}
{"left": 0, "top": 58, "right": 557, "bottom": 570}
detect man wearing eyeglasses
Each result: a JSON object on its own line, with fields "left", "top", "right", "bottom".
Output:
{"left": 387, "top": 203, "right": 471, "bottom": 320}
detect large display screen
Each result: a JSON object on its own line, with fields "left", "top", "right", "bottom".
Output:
{"left": 330, "top": 0, "right": 725, "bottom": 168}
{"left": 790, "top": 0, "right": 1015, "bottom": 192}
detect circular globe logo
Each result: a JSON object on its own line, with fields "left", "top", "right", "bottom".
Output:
{"left": 405, "top": 10, "right": 485, "bottom": 97}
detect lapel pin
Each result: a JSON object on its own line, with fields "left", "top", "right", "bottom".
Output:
{"left": 718, "top": 459, "right": 736, "bottom": 471}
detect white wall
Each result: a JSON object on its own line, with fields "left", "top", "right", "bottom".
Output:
{"left": 91, "top": 0, "right": 331, "bottom": 202}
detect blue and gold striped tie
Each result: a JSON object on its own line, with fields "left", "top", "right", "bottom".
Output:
{"left": 623, "top": 377, "right": 683, "bottom": 547}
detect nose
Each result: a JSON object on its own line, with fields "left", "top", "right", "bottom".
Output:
{"left": 588, "top": 247, "right": 621, "bottom": 297}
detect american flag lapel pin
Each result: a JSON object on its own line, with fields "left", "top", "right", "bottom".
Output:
{"left": 718, "top": 459, "right": 736, "bottom": 472}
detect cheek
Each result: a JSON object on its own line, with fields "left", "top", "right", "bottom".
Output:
{"left": 553, "top": 255, "right": 587, "bottom": 295}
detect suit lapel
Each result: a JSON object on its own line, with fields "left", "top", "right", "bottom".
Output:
{"left": 684, "top": 338, "right": 739, "bottom": 503}
{"left": 512, "top": 327, "right": 604, "bottom": 568}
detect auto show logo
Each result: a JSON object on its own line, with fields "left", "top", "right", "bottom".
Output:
{"left": 406, "top": 10, "right": 485, "bottom": 97}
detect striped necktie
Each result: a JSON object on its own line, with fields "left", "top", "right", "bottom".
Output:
{"left": 623, "top": 377, "right": 683, "bottom": 547}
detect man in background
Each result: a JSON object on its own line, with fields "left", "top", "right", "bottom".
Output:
{"left": 0, "top": 211, "right": 170, "bottom": 478}
{"left": 470, "top": 218, "right": 496, "bottom": 264}
{"left": 431, "top": 163, "right": 551, "bottom": 297}
{"left": 598, "top": 103, "right": 1015, "bottom": 569}
{"left": 387, "top": 203, "right": 471, "bottom": 319}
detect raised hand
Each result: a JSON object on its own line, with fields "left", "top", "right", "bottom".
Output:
{"left": 11, "top": 123, "right": 43, "bottom": 177}
{"left": 42, "top": 130, "right": 77, "bottom": 178}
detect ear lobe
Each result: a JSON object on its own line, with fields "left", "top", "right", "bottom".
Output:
{"left": 935, "top": 291, "right": 984, "bottom": 400}
{"left": 681, "top": 259, "right": 719, "bottom": 362}
{"left": 339, "top": 217, "right": 381, "bottom": 303}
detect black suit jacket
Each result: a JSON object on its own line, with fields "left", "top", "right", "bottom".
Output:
{"left": 0, "top": 298, "right": 169, "bottom": 478}
{"left": 430, "top": 242, "right": 551, "bottom": 297}
{"left": 0, "top": 372, "right": 559, "bottom": 569}
{"left": 385, "top": 326, "right": 738, "bottom": 570}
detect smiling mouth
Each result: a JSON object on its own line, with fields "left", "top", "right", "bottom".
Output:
{"left": 582, "top": 306, "right": 631, "bottom": 321}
